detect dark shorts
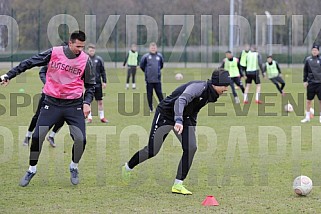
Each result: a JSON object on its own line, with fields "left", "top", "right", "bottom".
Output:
{"left": 307, "top": 83, "right": 321, "bottom": 100}
{"left": 94, "top": 85, "right": 103, "bottom": 101}
{"left": 246, "top": 71, "right": 260, "bottom": 84}
{"left": 240, "top": 66, "right": 246, "bottom": 74}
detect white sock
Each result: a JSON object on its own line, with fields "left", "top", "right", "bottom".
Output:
{"left": 125, "top": 163, "right": 133, "bottom": 171}
{"left": 26, "top": 131, "right": 32, "bottom": 138}
{"left": 70, "top": 161, "right": 78, "bottom": 169}
{"left": 99, "top": 110, "right": 104, "bottom": 119}
{"left": 49, "top": 131, "right": 56, "bottom": 138}
{"left": 29, "top": 165, "right": 37, "bottom": 173}
{"left": 306, "top": 111, "right": 310, "bottom": 120}
{"left": 132, "top": 83, "right": 136, "bottom": 88}
{"left": 244, "top": 93, "right": 248, "bottom": 102}
{"left": 174, "top": 179, "right": 183, "bottom": 185}
{"left": 126, "top": 83, "right": 129, "bottom": 88}
{"left": 255, "top": 93, "right": 260, "bottom": 101}
{"left": 88, "top": 112, "right": 92, "bottom": 120}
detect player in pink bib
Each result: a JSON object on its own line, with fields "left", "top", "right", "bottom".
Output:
{"left": 0, "top": 31, "right": 96, "bottom": 187}
{"left": 44, "top": 46, "right": 88, "bottom": 99}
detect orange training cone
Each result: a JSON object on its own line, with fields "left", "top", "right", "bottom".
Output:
{"left": 202, "top": 195, "right": 219, "bottom": 206}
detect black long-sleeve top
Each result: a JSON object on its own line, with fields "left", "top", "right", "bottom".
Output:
{"left": 6, "top": 46, "right": 96, "bottom": 105}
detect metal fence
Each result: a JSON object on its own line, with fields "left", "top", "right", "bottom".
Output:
{"left": 0, "top": 10, "right": 319, "bottom": 66}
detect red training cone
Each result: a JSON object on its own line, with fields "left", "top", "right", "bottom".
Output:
{"left": 202, "top": 195, "right": 219, "bottom": 206}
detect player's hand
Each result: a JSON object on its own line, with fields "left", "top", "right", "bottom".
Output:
{"left": 174, "top": 123, "right": 183, "bottom": 135}
{"left": 102, "top": 83, "right": 106, "bottom": 89}
{"left": 83, "top": 103, "right": 91, "bottom": 118}
{"left": 0, "top": 74, "right": 10, "bottom": 86}
{"left": 303, "top": 82, "right": 308, "bottom": 88}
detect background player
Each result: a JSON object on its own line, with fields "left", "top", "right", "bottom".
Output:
{"left": 220, "top": 51, "right": 245, "bottom": 103}
{"left": 86, "top": 44, "right": 108, "bottom": 123}
{"left": 263, "top": 56, "right": 285, "bottom": 95}
{"left": 140, "top": 42, "right": 164, "bottom": 112}
{"left": 243, "top": 46, "right": 264, "bottom": 104}
{"left": 123, "top": 43, "right": 139, "bottom": 90}
{"left": 301, "top": 44, "right": 321, "bottom": 123}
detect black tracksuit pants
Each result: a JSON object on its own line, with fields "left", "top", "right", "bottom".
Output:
{"left": 230, "top": 77, "right": 245, "bottom": 97}
{"left": 126, "top": 66, "right": 137, "bottom": 84}
{"left": 270, "top": 76, "right": 285, "bottom": 94}
{"left": 30, "top": 100, "right": 86, "bottom": 166}
{"left": 128, "top": 109, "right": 197, "bottom": 181}
{"left": 146, "top": 82, "right": 164, "bottom": 111}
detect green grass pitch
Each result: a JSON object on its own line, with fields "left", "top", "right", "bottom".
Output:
{"left": 0, "top": 67, "right": 321, "bottom": 213}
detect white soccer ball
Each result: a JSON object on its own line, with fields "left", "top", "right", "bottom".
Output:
{"left": 284, "top": 103, "right": 293, "bottom": 112}
{"left": 175, "top": 73, "right": 183, "bottom": 81}
{"left": 293, "top": 175, "right": 313, "bottom": 196}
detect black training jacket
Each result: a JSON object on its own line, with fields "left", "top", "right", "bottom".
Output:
{"left": 6, "top": 46, "right": 96, "bottom": 106}
{"left": 157, "top": 80, "right": 219, "bottom": 126}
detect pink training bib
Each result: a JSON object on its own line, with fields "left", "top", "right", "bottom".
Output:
{"left": 43, "top": 46, "right": 88, "bottom": 99}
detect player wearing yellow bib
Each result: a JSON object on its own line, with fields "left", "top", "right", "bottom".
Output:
{"left": 263, "top": 56, "right": 285, "bottom": 95}
{"left": 243, "top": 45, "right": 264, "bottom": 104}
{"left": 238, "top": 44, "right": 250, "bottom": 74}
{"left": 123, "top": 44, "right": 139, "bottom": 89}
{"left": 220, "top": 51, "right": 245, "bottom": 103}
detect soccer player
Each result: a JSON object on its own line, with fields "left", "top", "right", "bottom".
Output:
{"left": 140, "top": 42, "right": 164, "bottom": 112}
{"left": 0, "top": 31, "right": 96, "bottom": 187}
{"left": 263, "top": 56, "right": 285, "bottom": 95}
{"left": 301, "top": 44, "right": 321, "bottom": 123}
{"left": 220, "top": 51, "right": 245, "bottom": 103}
{"left": 23, "top": 65, "right": 64, "bottom": 148}
{"left": 86, "top": 44, "right": 108, "bottom": 123}
{"left": 243, "top": 45, "right": 264, "bottom": 104}
{"left": 122, "top": 69, "right": 230, "bottom": 195}
{"left": 123, "top": 43, "right": 138, "bottom": 90}
{"left": 238, "top": 44, "right": 250, "bottom": 74}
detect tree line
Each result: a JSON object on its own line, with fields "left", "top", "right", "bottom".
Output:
{"left": 1, "top": 0, "right": 321, "bottom": 51}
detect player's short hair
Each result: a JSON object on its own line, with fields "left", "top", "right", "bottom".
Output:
{"left": 267, "top": 55, "right": 273, "bottom": 59}
{"left": 149, "top": 42, "right": 157, "bottom": 47}
{"left": 225, "top": 50, "right": 232, "bottom": 54}
{"left": 87, "top": 43, "right": 96, "bottom": 49}
{"left": 70, "top": 31, "right": 86, "bottom": 43}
